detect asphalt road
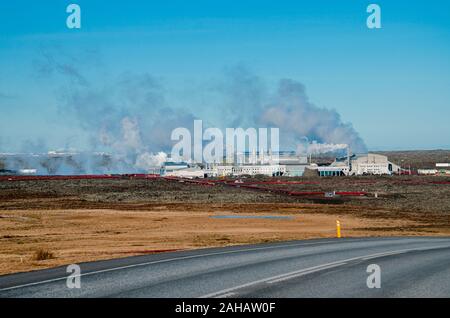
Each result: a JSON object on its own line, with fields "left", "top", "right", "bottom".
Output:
{"left": 1, "top": 237, "right": 450, "bottom": 298}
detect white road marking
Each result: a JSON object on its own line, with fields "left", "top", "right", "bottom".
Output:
{"left": 361, "top": 250, "right": 408, "bottom": 260}
{"left": 266, "top": 262, "right": 347, "bottom": 284}
{"left": 200, "top": 244, "right": 450, "bottom": 298}
{"left": 215, "top": 292, "right": 236, "bottom": 298}
{"left": 1, "top": 238, "right": 448, "bottom": 293}
{"left": 0, "top": 239, "right": 347, "bottom": 292}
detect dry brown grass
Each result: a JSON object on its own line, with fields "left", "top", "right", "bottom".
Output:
{"left": 1, "top": 203, "right": 448, "bottom": 276}
{"left": 0, "top": 174, "right": 449, "bottom": 275}
{"left": 33, "top": 248, "right": 54, "bottom": 261}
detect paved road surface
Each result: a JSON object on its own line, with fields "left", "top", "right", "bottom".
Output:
{"left": 1, "top": 237, "right": 449, "bottom": 297}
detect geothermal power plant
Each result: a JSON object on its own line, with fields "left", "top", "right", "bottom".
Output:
{"left": 1, "top": 148, "right": 449, "bottom": 180}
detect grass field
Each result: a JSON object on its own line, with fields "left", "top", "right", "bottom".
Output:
{"left": 0, "top": 173, "right": 449, "bottom": 275}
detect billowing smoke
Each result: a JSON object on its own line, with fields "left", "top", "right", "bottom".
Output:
{"left": 211, "top": 66, "right": 366, "bottom": 155}
{"left": 258, "top": 79, "right": 366, "bottom": 153}
{"left": 296, "top": 141, "right": 348, "bottom": 155}
{"left": 30, "top": 48, "right": 196, "bottom": 173}
{"left": 135, "top": 152, "right": 168, "bottom": 170}
{"left": 3, "top": 50, "right": 367, "bottom": 174}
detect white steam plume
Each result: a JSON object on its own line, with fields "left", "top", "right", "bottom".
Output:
{"left": 296, "top": 141, "right": 348, "bottom": 155}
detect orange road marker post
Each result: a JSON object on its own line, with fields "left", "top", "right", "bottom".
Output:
{"left": 336, "top": 220, "right": 342, "bottom": 238}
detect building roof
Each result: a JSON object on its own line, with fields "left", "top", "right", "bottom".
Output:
{"left": 163, "top": 162, "right": 188, "bottom": 166}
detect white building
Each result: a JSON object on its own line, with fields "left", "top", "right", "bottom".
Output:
{"left": 18, "top": 169, "right": 37, "bottom": 175}
{"left": 160, "top": 162, "right": 188, "bottom": 175}
{"left": 317, "top": 166, "right": 348, "bottom": 177}
{"left": 204, "top": 164, "right": 286, "bottom": 177}
{"left": 349, "top": 153, "right": 400, "bottom": 175}
{"left": 203, "top": 152, "right": 306, "bottom": 177}
{"left": 418, "top": 169, "right": 438, "bottom": 175}
{"left": 164, "top": 167, "right": 205, "bottom": 179}
{"left": 279, "top": 154, "right": 309, "bottom": 176}
{"left": 330, "top": 153, "right": 400, "bottom": 176}
{"left": 435, "top": 163, "right": 450, "bottom": 175}
{"left": 231, "top": 164, "right": 286, "bottom": 176}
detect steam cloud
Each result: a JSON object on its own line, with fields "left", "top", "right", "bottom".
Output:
{"left": 259, "top": 79, "right": 366, "bottom": 153}
{"left": 296, "top": 141, "right": 349, "bottom": 155}
{"left": 1, "top": 49, "right": 366, "bottom": 174}
{"left": 215, "top": 66, "right": 366, "bottom": 154}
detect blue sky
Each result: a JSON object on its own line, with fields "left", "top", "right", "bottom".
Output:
{"left": 1, "top": 0, "right": 449, "bottom": 152}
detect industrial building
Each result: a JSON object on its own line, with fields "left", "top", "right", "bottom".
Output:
{"left": 279, "top": 154, "right": 309, "bottom": 176}
{"left": 174, "top": 151, "right": 310, "bottom": 178}
{"left": 418, "top": 163, "right": 450, "bottom": 176}
{"left": 350, "top": 154, "right": 400, "bottom": 175}
{"left": 164, "top": 167, "right": 205, "bottom": 179}
{"left": 317, "top": 166, "right": 347, "bottom": 177}
{"left": 330, "top": 153, "right": 400, "bottom": 176}
{"left": 205, "top": 164, "right": 286, "bottom": 177}
{"left": 0, "top": 168, "right": 37, "bottom": 176}
{"left": 417, "top": 169, "right": 438, "bottom": 175}
{"left": 159, "top": 151, "right": 403, "bottom": 179}
{"left": 161, "top": 162, "right": 287, "bottom": 178}
{"left": 160, "top": 162, "right": 188, "bottom": 174}
{"left": 160, "top": 151, "right": 307, "bottom": 178}
{"left": 436, "top": 163, "right": 450, "bottom": 175}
